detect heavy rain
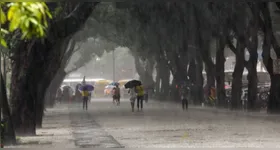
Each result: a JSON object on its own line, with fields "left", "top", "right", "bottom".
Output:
{"left": 0, "top": 2, "right": 280, "bottom": 148}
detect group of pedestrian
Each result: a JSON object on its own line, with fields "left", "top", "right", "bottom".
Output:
{"left": 109, "top": 82, "right": 145, "bottom": 112}
{"left": 128, "top": 84, "right": 145, "bottom": 112}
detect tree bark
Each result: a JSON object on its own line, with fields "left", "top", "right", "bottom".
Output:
{"left": 1, "top": 72, "right": 16, "bottom": 145}
{"left": 155, "top": 63, "right": 160, "bottom": 97}
{"left": 159, "top": 60, "right": 170, "bottom": 100}
{"left": 10, "top": 41, "right": 36, "bottom": 136}
{"left": 215, "top": 37, "right": 226, "bottom": 108}
{"left": 247, "top": 53, "right": 258, "bottom": 111}
{"left": 245, "top": 3, "right": 260, "bottom": 111}
{"left": 188, "top": 59, "right": 198, "bottom": 105}
{"left": 231, "top": 40, "right": 245, "bottom": 110}
{"left": 195, "top": 55, "right": 204, "bottom": 105}
{"left": 9, "top": 2, "right": 98, "bottom": 135}
{"left": 45, "top": 69, "right": 67, "bottom": 108}
{"left": 133, "top": 54, "right": 155, "bottom": 86}
{"left": 260, "top": 2, "right": 280, "bottom": 113}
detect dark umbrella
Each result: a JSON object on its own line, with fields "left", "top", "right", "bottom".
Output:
{"left": 79, "top": 84, "right": 94, "bottom": 91}
{"left": 124, "top": 80, "right": 142, "bottom": 89}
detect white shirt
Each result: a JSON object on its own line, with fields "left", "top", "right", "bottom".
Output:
{"left": 129, "top": 87, "right": 136, "bottom": 98}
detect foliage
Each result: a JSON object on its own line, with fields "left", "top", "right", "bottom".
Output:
{"left": 0, "top": 2, "right": 52, "bottom": 47}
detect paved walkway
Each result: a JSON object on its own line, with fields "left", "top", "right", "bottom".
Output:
{"left": 87, "top": 98, "right": 280, "bottom": 148}
{"left": 69, "top": 104, "right": 124, "bottom": 148}
{"left": 6, "top": 98, "right": 280, "bottom": 148}
{"left": 6, "top": 104, "right": 75, "bottom": 148}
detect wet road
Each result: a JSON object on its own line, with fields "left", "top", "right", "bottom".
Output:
{"left": 69, "top": 98, "right": 280, "bottom": 148}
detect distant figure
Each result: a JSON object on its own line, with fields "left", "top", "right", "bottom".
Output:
{"left": 62, "top": 87, "right": 70, "bottom": 103}
{"left": 81, "top": 76, "right": 89, "bottom": 110}
{"left": 112, "top": 84, "right": 121, "bottom": 105}
{"left": 56, "top": 88, "right": 62, "bottom": 104}
{"left": 128, "top": 87, "right": 137, "bottom": 112}
{"left": 81, "top": 86, "right": 89, "bottom": 110}
{"left": 135, "top": 85, "right": 144, "bottom": 111}
{"left": 180, "top": 87, "right": 188, "bottom": 110}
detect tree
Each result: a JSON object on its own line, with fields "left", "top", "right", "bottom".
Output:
{"left": 0, "top": 2, "right": 53, "bottom": 144}
{"left": 6, "top": 2, "right": 99, "bottom": 136}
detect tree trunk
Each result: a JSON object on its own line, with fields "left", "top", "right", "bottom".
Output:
{"left": 155, "top": 63, "right": 160, "bottom": 97}
{"left": 10, "top": 41, "right": 36, "bottom": 136}
{"left": 159, "top": 68, "right": 170, "bottom": 100}
{"left": 246, "top": 3, "right": 260, "bottom": 111}
{"left": 215, "top": 37, "right": 226, "bottom": 108}
{"left": 45, "top": 69, "right": 67, "bottom": 108}
{"left": 35, "top": 38, "right": 72, "bottom": 128}
{"left": 9, "top": 2, "right": 99, "bottom": 135}
{"left": 188, "top": 59, "right": 198, "bottom": 105}
{"left": 170, "top": 72, "right": 180, "bottom": 102}
{"left": 247, "top": 54, "right": 258, "bottom": 111}
{"left": 144, "top": 57, "right": 155, "bottom": 87}
{"left": 195, "top": 55, "right": 204, "bottom": 105}
{"left": 157, "top": 57, "right": 170, "bottom": 99}
{"left": 134, "top": 55, "right": 155, "bottom": 86}
{"left": 231, "top": 40, "right": 245, "bottom": 110}
{"left": 260, "top": 2, "right": 280, "bottom": 113}
{"left": 199, "top": 38, "right": 215, "bottom": 105}
{"left": 1, "top": 73, "right": 16, "bottom": 145}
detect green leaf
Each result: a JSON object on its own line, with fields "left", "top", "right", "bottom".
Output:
{"left": 0, "top": 8, "right": 6, "bottom": 24}
{"left": 0, "top": 38, "right": 7, "bottom": 48}
{"left": 9, "top": 18, "right": 20, "bottom": 32}
{"left": 29, "top": 17, "right": 39, "bottom": 26}
{"left": 0, "top": 28, "right": 9, "bottom": 34}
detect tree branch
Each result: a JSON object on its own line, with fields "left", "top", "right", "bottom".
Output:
{"left": 73, "top": 43, "right": 81, "bottom": 53}
{"left": 226, "top": 36, "right": 237, "bottom": 55}
{"left": 49, "top": 2, "right": 99, "bottom": 41}
{"left": 61, "top": 39, "right": 76, "bottom": 68}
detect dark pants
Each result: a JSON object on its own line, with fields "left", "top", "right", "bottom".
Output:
{"left": 83, "top": 96, "right": 88, "bottom": 110}
{"left": 137, "top": 96, "right": 144, "bottom": 110}
{"left": 182, "top": 98, "right": 188, "bottom": 110}
{"left": 113, "top": 95, "right": 120, "bottom": 105}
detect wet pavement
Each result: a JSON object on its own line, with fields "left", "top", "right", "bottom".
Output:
{"left": 82, "top": 98, "right": 280, "bottom": 148}
{"left": 7, "top": 98, "right": 280, "bottom": 148}
{"left": 69, "top": 104, "right": 124, "bottom": 148}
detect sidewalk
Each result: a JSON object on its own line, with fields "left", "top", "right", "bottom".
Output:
{"left": 6, "top": 104, "right": 75, "bottom": 148}
{"left": 69, "top": 104, "right": 124, "bottom": 148}
{"left": 156, "top": 99, "right": 280, "bottom": 122}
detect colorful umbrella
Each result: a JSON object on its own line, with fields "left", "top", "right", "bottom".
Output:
{"left": 109, "top": 82, "right": 119, "bottom": 86}
{"left": 79, "top": 84, "right": 94, "bottom": 91}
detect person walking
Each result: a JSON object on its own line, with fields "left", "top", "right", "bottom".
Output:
{"left": 81, "top": 86, "right": 89, "bottom": 110}
{"left": 80, "top": 77, "right": 89, "bottom": 110}
{"left": 128, "top": 87, "right": 136, "bottom": 112}
{"left": 112, "top": 84, "right": 121, "bottom": 105}
{"left": 56, "top": 88, "right": 62, "bottom": 104}
{"left": 180, "top": 87, "right": 188, "bottom": 110}
{"left": 135, "top": 85, "right": 144, "bottom": 111}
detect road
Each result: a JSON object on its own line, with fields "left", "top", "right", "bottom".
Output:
{"left": 69, "top": 98, "right": 280, "bottom": 148}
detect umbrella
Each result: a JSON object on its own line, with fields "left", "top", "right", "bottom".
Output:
{"left": 79, "top": 84, "right": 94, "bottom": 91}
{"left": 62, "top": 85, "right": 72, "bottom": 91}
{"left": 109, "top": 82, "right": 119, "bottom": 86}
{"left": 124, "top": 80, "right": 142, "bottom": 89}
